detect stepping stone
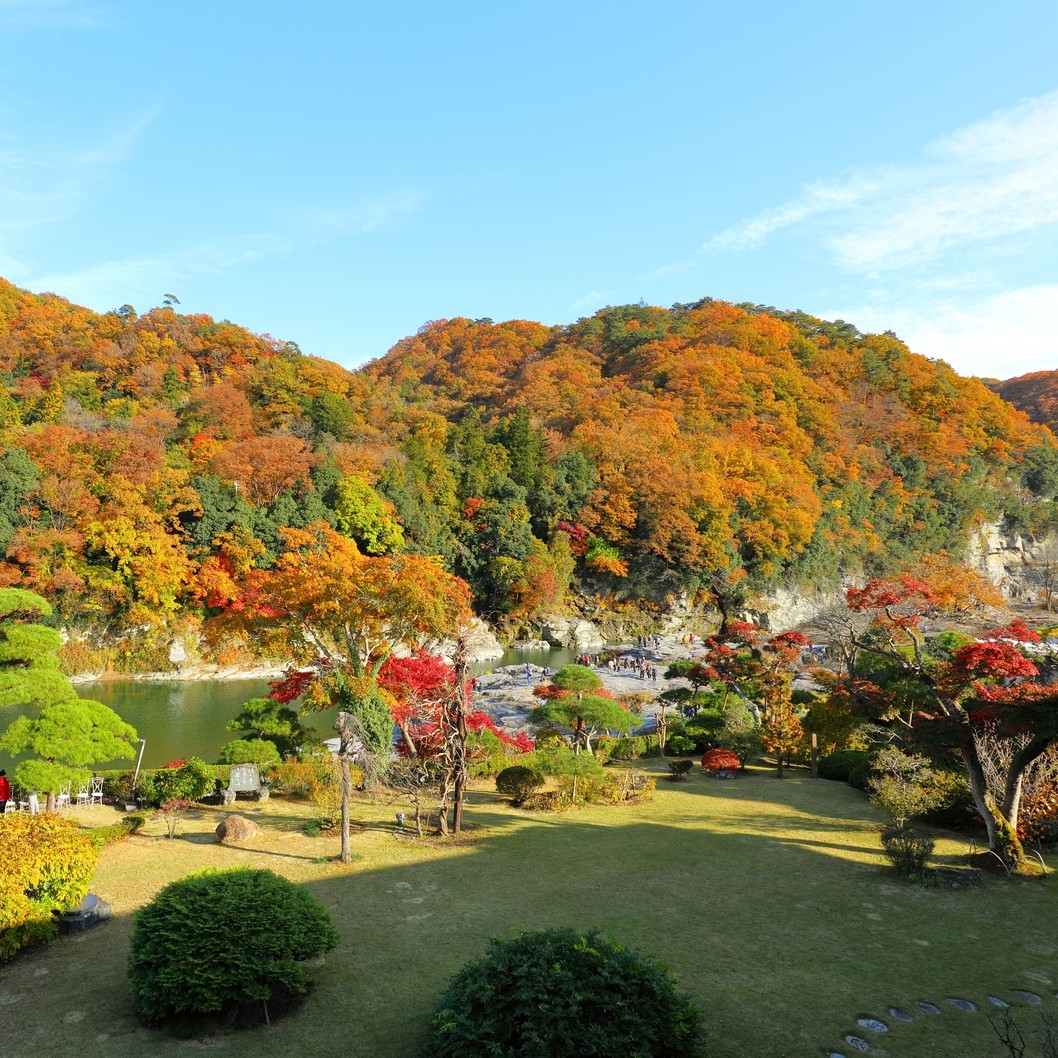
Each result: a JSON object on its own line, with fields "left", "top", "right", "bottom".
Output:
{"left": 1014, "top": 991, "right": 1042, "bottom": 1004}
{"left": 917, "top": 1001, "right": 942, "bottom": 1015}
{"left": 948, "top": 998, "right": 977, "bottom": 1012}
{"left": 889, "top": 1008, "right": 914, "bottom": 1022}
{"left": 844, "top": 1037, "right": 870, "bottom": 1052}
{"left": 857, "top": 1017, "right": 888, "bottom": 1033}
{"left": 988, "top": 996, "right": 1010, "bottom": 1008}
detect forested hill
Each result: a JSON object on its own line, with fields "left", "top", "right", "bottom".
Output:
{"left": 0, "top": 278, "right": 1055, "bottom": 651}
{"left": 989, "top": 371, "right": 1058, "bottom": 435}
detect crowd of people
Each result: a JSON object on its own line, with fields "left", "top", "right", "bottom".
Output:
{"left": 573, "top": 651, "right": 660, "bottom": 682}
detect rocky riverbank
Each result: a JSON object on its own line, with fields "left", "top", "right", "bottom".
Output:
{"left": 470, "top": 635, "right": 702, "bottom": 738}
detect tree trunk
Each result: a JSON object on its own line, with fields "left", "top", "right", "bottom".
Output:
{"left": 451, "top": 638, "right": 470, "bottom": 835}
{"left": 963, "top": 745, "right": 1027, "bottom": 869}
{"left": 339, "top": 756, "right": 353, "bottom": 863}
{"left": 334, "top": 710, "right": 362, "bottom": 864}
{"left": 1002, "top": 733, "right": 1051, "bottom": 832}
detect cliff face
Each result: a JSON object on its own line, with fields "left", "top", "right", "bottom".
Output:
{"left": 967, "top": 521, "right": 1055, "bottom": 604}
{"left": 736, "top": 523, "right": 1043, "bottom": 633}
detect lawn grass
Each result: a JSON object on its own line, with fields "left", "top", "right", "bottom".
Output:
{"left": 4, "top": 761, "right": 1058, "bottom": 1058}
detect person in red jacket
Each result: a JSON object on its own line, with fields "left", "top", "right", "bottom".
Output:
{"left": 0, "top": 770, "right": 10, "bottom": 814}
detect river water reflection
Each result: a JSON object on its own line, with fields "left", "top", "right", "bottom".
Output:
{"left": 0, "top": 644, "right": 582, "bottom": 772}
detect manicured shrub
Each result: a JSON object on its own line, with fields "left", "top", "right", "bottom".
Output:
{"left": 0, "top": 812, "right": 99, "bottom": 962}
{"left": 715, "top": 729, "right": 763, "bottom": 767}
{"left": 467, "top": 728, "right": 510, "bottom": 778}
{"left": 701, "top": 748, "right": 740, "bottom": 773}
{"left": 847, "top": 758, "right": 872, "bottom": 791}
{"left": 138, "top": 757, "right": 219, "bottom": 807}
{"left": 686, "top": 712, "right": 723, "bottom": 737}
{"left": 596, "top": 770, "right": 655, "bottom": 804}
{"left": 665, "top": 735, "right": 697, "bottom": 756}
{"left": 605, "top": 734, "right": 661, "bottom": 761}
{"left": 868, "top": 747, "right": 948, "bottom": 828}
{"left": 520, "top": 789, "right": 567, "bottom": 811}
{"left": 495, "top": 765, "right": 545, "bottom": 805}
{"left": 217, "top": 738, "right": 282, "bottom": 767}
{"left": 594, "top": 736, "right": 616, "bottom": 762}
{"left": 880, "top": 825, "right": 935, "bottom": 880}
{"left": 268, "top": 758, "right": 329, "bottom": 797}
{"left": 668, "top": 759, "right": 694, "bottom": 781}
{"left": 422, "top": 926, "right": 704, "bottom": 1057}
{"left": 532, "top": 725, "right": 569, "bottom": 749}
{"left": 128, "top": 867, "right": 340, "bottom": 1029}
{"left": 85, "top": 814, "right": 146, "bottom": 848}
{"left": 817, "top": 749, "right": 870, "bottom": 783}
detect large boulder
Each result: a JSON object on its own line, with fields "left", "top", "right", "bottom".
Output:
{"left": 215, "top": 814, "right": 259, "bottom": 844}
{"left": 434, "top": 616, "right": 504, "bottom": 663}
{"left": 539, "top": 616, "right": 606, "bottom": 650}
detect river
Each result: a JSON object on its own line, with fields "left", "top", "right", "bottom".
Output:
{"left": 0, "top": 644, "right": 582, "bottom": 774}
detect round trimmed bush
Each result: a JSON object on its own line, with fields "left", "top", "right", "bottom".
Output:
{"left": 817, "top": 749, "right": 870, "bottom": 783}
{"left": 140, "top": 756, "right": 218, "bottom": 807}
{"left": 495, "top": 765, "right": 545, "bottom": 805}
{"left": 665, "top": 735, "right": 697, "bottom": 756}
{"left": 421, "top": 926, "right": 704, "bottom": 1057}
{"left": 700, "top": 748, "right": 740, "bottom": 773}
{"left": 217, "top": 738, "right": 282, "bottom": 767}
{"left": 128, "top": 867, "right": 339, "bottom": 1029}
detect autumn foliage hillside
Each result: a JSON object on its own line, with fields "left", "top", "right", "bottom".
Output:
{"left": 0, "top": 278, "right": 1054, "bottom": 659}
{"left": 363, "top": 302, "right": 1056, "bottom": 600}
{"left": 990, "top": 371, "right": 1058, "bottom": 433}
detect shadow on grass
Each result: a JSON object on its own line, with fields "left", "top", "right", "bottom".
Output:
{"left": 10, "top": 770, "right": 1057, "bottom": 1058}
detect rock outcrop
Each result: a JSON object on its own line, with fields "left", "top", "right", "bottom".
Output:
{"left": 538, "top": 616, "right": 607, "bottom": 650}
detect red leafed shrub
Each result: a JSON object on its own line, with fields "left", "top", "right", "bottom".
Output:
{"left": 701, "top": 748, "right": 740, "bottom": 773}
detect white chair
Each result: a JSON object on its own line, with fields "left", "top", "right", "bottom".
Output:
{"left": 2, "top": 799, "right": 15, "bottom": 814}
{"left": 89, "top": 776, "right": 104, "bottom": 807}
{"left": 76, "top": 782, "right": 90, "bottom": 807}
{"left": 55, "top": 781, "right": 72, "bottom": 810}
{"left": 19, "top": 792, "right": 40, "bottom": 814}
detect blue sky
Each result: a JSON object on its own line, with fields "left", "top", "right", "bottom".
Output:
{"left": 1, "top": 1, "right": 1057, "bottom": 380}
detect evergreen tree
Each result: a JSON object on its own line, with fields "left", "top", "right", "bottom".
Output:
{"left": 0, "top": 589, "right": 138, "bottom": 807}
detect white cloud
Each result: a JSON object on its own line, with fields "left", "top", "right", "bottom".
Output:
{"left": 296, "top": 192, "right": 426, "bottom": 239}
{"left": 24, "top": 192, "right": 428, "bottom": 313}
{"left": 704, "top": 174, "right": 882, "bottom": 252}
{"left": 705, "top": 89, "right": 1058, "bottom": 273}
{"left": 689, "top": 89, "right": 1058, "bottom": 379}
{"left": 833, "top": 284, "right": 1058, "bottom": 379}
{"left": 27, "top": 246, "right": 263, "bottom": 310}
{"left": 0, "top": 106, "right": 161, "bottom": 232}
{"left": 931, "top": 92, "right": 1058, "bottom": 165}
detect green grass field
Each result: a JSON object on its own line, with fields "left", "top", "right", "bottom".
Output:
{"left": 4, "top": 761, "right": 1058, "bottom": 1058}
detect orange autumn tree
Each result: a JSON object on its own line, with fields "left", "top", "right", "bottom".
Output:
{"left": 231, "top": 521, "right": 472, "bottom": 862}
